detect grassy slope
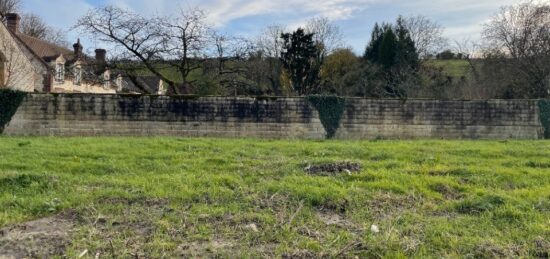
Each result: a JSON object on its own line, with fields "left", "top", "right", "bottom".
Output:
{"left": 425, "top": 59, "right": 471, "bottom": 78}
{"left": 0, "top": 138, "right": 549, "bottom": 258}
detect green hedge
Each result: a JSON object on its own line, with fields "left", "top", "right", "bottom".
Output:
{"left": 306, "top": 95, "right": 346, "bottom": 139}
{"left": 539, "top": 100, "right": 550, "bottom": 139}
{"left": 0, "top": 89, "right": 27, "bottom": 133}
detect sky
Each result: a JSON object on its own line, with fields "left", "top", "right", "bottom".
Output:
{"left": 20, "top": 0, "right": 523, "bottom": 54}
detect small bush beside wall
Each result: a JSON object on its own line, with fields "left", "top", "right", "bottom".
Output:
{"left": 539, "top": 100, "right": 550, "bottom": 139}
{"left": 0, "top": 89, "right": 27, "bottom": 133}
{"left": 306, "top": 95, "right": 346, "bottom": 139}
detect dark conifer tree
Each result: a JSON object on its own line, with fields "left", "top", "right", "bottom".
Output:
{"left": 280, "top": 28, "right": 321, "bottom": 95}
{"left": 363, "top": 18, "right": 421, "bottom": 98}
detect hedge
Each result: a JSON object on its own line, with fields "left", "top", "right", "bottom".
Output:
{"left": 539, "top": 100, "right": 550, "bottom": 139}
{"left": 0, "top": 89, "right": 27, "bottom": 133}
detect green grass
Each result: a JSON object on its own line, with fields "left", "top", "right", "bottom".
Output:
{"left": 0, "top": 138, "right": 549, "bottom": 258}
{"left": 426, "top": 59, "right": 471, "bottom": 78}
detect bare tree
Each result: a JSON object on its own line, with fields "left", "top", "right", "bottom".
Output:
{"left": 482, "top": 1, "right": 550, "bottom": 98}
{"left": 211, "top": 33, "right": 257, "bottom": 94}
{"left": 0, "top": 0, "right": 19, "bottom": 21}
{"left": 213, "top": 34, "right": 251, "bottom": 71}
{"left": 19, "top": 13, "right": 47, "bottom": 38}
{"left": 305, "top": 17, "right": 344, "bottom": 57}
{"left": 256, "top": 25, "right": 286, "bottom": 58}
{"left": 160, "top": 8, "right": 212, "bottom": 89}
{"left": 402, "top": 15, "right": 448, "bottom": 58}
{"left": 253, "top": 24, "right": 287, "bottom": 95}
{"left": 76, "top": 6, "right": 213, "bottom": 94}
{"left": 20, "top": 13, "right": 68, "bottom": 46}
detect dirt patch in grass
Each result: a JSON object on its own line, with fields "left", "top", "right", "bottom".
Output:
{"left": 534, "top": 237, "right": 550, "bottom": 258}
{"left": 98, "top": 196, "right": 170, "bottom": 209}
{"left": 316, "top": 210, "right": 359, "bottom": 231}
{"left": 473, "top": 242, "right": 521, "bottom": 258}
{"left": 0, "top": 210, "right": 78, "bottom": 258}
{"left": 427, "top": 168, "right": 475, "bottom": 177}
{"left": 305, "top": 162, "right": 361, "bottom": 176}
{"left": 367, "top": 192, "right": 421, "bottom": 220}
{"left": 177, "top": 239, "right": 237, "bottom": 257}
{"left": 0, "top": 198, "right": 172, "bottom": 258}
{"left": 429, "top": 183, "right": 465, "bottom": 200}
{"left": 71, "top": 197, "right": 173, "bottom": 258}
{"left": 282, "top": 249, "right": 317, "bottom": 258}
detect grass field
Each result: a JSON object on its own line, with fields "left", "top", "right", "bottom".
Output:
{"left": 0, "top": 138, "right": 549, "bottom": 258}
{"left": 425, "top": 59, "right": 471, "bottom": 78}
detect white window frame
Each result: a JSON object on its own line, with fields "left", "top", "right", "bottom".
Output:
{"left": 103, "top": 71, "right": 111, "bottom": 89}
{"left": 55, "top": 63, "right": 65, "bottom": 83}
{"left": 73, "top": 66, "right": 82, "bottom": 86}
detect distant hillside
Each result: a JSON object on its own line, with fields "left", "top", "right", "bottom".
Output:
{"left": 425, "top": 59, "right": 472, "bottom": 78}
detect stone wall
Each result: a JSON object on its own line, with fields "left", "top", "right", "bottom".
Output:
{"left": 0, "top": 22, "right": 48, "bottom": 92}
{"left": 3, "top": 94, "right": 545, "bottom": 139}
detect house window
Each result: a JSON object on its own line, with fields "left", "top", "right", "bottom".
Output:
{"left": 116, "top": 75, "right": 123, "bottom": 92}
{"left": 103, "top": 71, "right": 111, "bottom": 89}
{"left": 55, "top": 63, "right": 65, "bottom": 83}
{"left": 73, "top": 66, "right": 82, "bottom": 86}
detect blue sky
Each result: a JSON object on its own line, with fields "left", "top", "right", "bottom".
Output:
{"left": 21, "top": 0, "right": 521, "bottom": 54}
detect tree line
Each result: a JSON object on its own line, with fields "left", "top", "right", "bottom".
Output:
{"left": 3, "top": 0, "right": 549, "bottom": 99}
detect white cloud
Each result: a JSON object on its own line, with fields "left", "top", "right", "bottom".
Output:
{"left": 101, "top": 0, "right": 379, "bottom": 26}
{"left": 19, "top": 0, "right": 526, "bottom": 52}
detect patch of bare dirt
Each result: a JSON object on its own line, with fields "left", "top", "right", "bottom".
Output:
{"left": 534, "top": 237, "right": 550, "bottom": 258}
{"left": 430, "top": 183, "right": 465, "bottom": 200}
{"left": 98, "top": 196, "right": 170, "bottom": 208}
{"left": 0, "top": 210, "right": 78, "bottom": 259}
{"left": 305, "top": 162, "right": 361, "bottom": 176}
{"left": 177, "top": 239, "right": 236, "bottom": 257}
{"left": 176, "top": 237, "right": 279, "bottom": 257}
{"left": 76, "top": 197, "right": 172, "bottom": 257}
{"left": 474, "top": 242, "right": 522, "bottom": 258}
{"left": 367, "top": 192, "right": 421, "bottom": 220}
{"left": 281, "top": 249, "right": 318, "bottom": 258}
{"left": 316, "top": 211, "right": 359, "bottom": 231}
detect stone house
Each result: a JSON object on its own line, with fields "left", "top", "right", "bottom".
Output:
{"left": 0, "top": 13, "right": 118, "bottom": 93}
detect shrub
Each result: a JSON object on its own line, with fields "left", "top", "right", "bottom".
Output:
{"left": 0, "top": 89, "right": 27, "bottom": 133}
{"left": 538, "top": 100, "right": 550, "bottom": 139}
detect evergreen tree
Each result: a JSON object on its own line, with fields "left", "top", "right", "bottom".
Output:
{"left": 395, "top": 16, "right": 419, "bottom": 69}
{"left": 364, "top": 20, "right": 418, "bottom": 69}
{"left": 280, "top": 28, "right": 321, "bottom": 95}
{"left": 378, "top": 27, "right": 398, "bottom": 68}
{"left": 364, "top": 23, "right": 380, "bottom": 62}
{"left": 363, "top": 18, "right": 421, "bottom": 98}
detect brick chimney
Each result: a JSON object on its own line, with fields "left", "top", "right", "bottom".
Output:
{"left": 73, "top": 39, "right": 83, "bottom": 58}
{"left": 95, "top": 49, "right": 107, "bottom": 63}
{"left": 6, "top": 13, "right": 20, "bottom": 34}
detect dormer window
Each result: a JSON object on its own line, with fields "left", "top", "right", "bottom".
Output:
{"left": 103, "top": 70, "right": 111, "bottom": 89}
{"left": 73, "top": 65, "right": 82, "bottom": 86}
{"left": 116, "top": 75, "right": 123, "bottom": 92}
{"left": 55, "top": 63, "right": 65, "bottom": 83}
